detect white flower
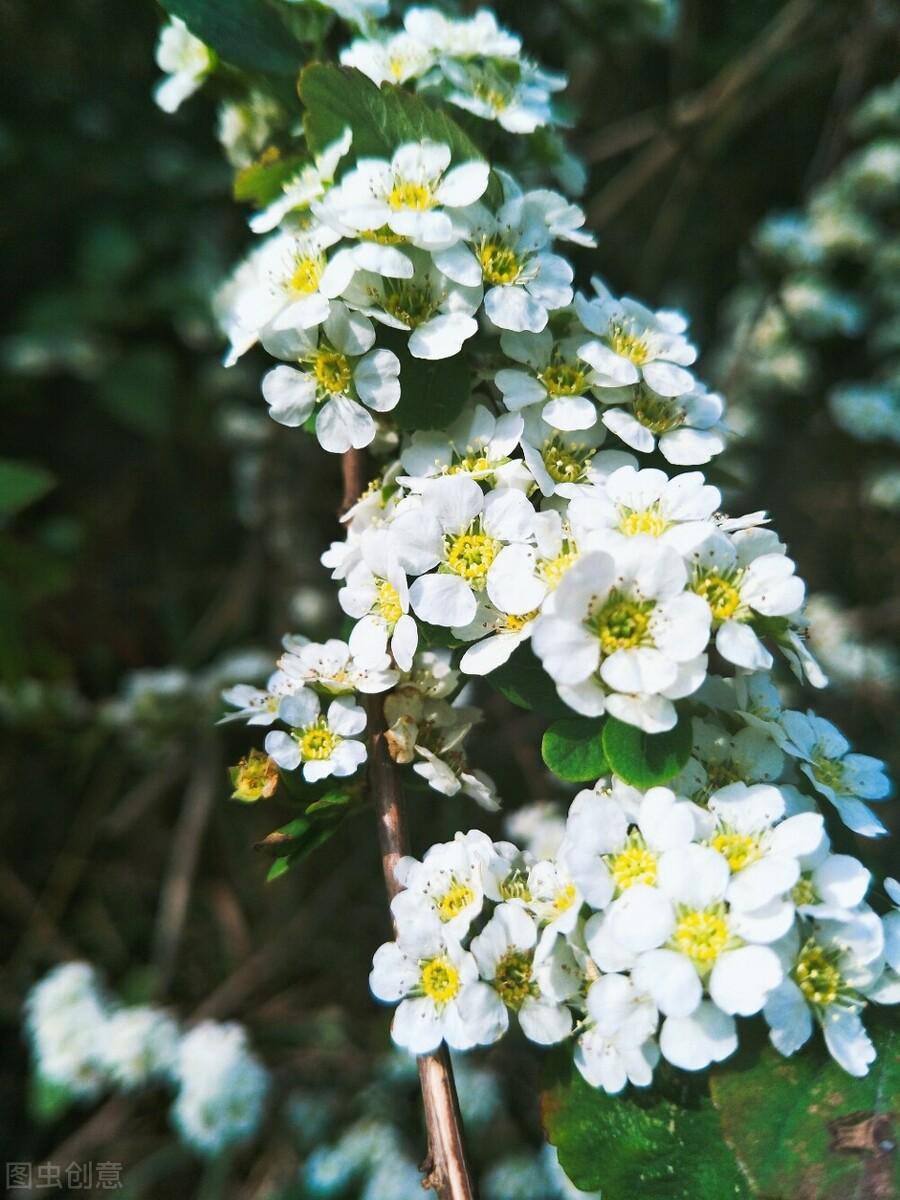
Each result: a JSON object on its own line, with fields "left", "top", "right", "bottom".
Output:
{"left": 526, "top": 857, "right": 582, "bottom": 938}
{"left": 154, "top": 18, "right": 214, "bottom": 114}
{"left": 566, "top": 465, "right": 720, "bottom": 555}
{"left": 658, "top": 1001, "right": 737, "bottom": 1071}
{"left": 369, "top": 920, "right": 506, "bottom": 1054}
{"left": 518, "top": 410, "right": 608, "bottom": 497}
{"left": 340, "top": 529, "right": 418, "bottom": 671}
{"left": 265, "top": 688, "right": 367, "bottom": 782}
{"left": 25, "top": 963, "right": 110, "bottom": 1099}
{"left": 324, "top": 141, "right": 489, "bottom": 250}
{"left": 574, "top": 974, "right": 659, "bottom": 1093}
{"left": 433, "top": 196, "right": 573, "bottom": 333}
{"left": 764, "top": 911, "right": 886, "bottom": 1076}
{"left": 340, "top": 32, "right": 436, "bottom": 86}
{"left": 220, "top": 668, "right": 298, "bottom": 725}
{"left": 261, "top": 303, "right": 401, "bottom": 452}
{"left": 564, "top": 786, "right": 695, "bottom": 911}
{"left": 172, "top": 1021, "right": 269, "bottom": 1155}
{"left": 454, "top": 595, "right": 539, "bottom": 675}
{"left": 779, "top": 710, "right": 891, "bottom": 837}
{"left": 532, "top": 542, "right": 710, "bottom": 731}
{"left": 413, "top": 745, "right": 500, "bottom": 810}
{"left": 392, "top": 831, "right": 491, "bottom": 939}
{"left": 686, "top": 529, "right": 805, "bottom": 673}
{"left": 441, "top": 60, "right": 564, "bottom": 135}
{"left": 505, "top": 801, "right": 567, "bottom": 861}
{"left": 668, "top": 720, "right": 785, "bottom": 816}
{"left": 398, "top": 402, "right": 528, "bottom": 490}
{"left": 100, "top": 1007, "right": 180, "bottom": 1090}
{"left": 217, "top": 91, "right": 282, "bottom": 169}
{"left": 600, "top": 384, "right": 727, "bottom": 465}
{"left": 278, "top": 635, "right": 398, "bottom": 695}
{"left": 496, "top": 326, "right": 604, "bottom": 432}
{"left": 249, "top": 129, "right": 353, "bottom": 234}
{"left": 391, "top": 475, "right": 537, "bottom": 628}
{"left": 470, "top": 903, "right": 579, "bottom": 1044}
{"left": 342, "top": 249, "right": 482, "bottom": 359}
{"left": 576, "top": 279, "right": 697, "bottom": 397}
{"left": 402, "top": 7, "right": 521, "bottom": 59}
{"left": 217, "top": 227, "right": 356, "bottom": 365}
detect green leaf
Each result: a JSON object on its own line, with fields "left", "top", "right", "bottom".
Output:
{"left": 377, "top": 329, "right": 472, "bottom": 431}
{"left": 300, "top": 65, "right": 488, "bottom": 166}
{"left": 28, "top": 1072, "right": 74, "bottom": 1124}
{"left": 258, "top": 812, "right": 344, "bottom": 882}
{"left": 305, "top": 790, "right": 352, "bottom": 814}
{"left": 710, "top": 1015, "right": 900, "bottom": 1199}
{"left": 542, "top": 1053, "right": 749, "bottom": 1199}
{"left": 487, "top": 643, "right": 573, "bottom": 718}
{"left": 542, "top": 718, "right": 608, "bottom": 783}
{"left": 602, "top": 712, "right": 693, "bottom": 788}
{"left": 0, "top": 459, "right": 56, "bottom": 517}
{"left": 233, "top": 148, "right": 307, "bottom": 206}
{"left": 160, "top": 0, "right": 303, "bottom": 76}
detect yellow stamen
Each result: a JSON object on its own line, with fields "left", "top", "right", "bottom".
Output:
{"left": 589, "top": 591, "right": 654, "bottom": 654}
{"left": 477, "top": 238, "right": 522, "bottom": 285}
{"left": 607, "top": 837, "right": 658, "bottom": 891}
{"left": 297, "top": 720, "right": 339, "bottom": 761}
{"left": 387, "top": 180, "right": 434, "bottom": 210}
{"left": 672, "top": 905, "right": 732, "bottom": 967}
{"left": 420, "top": 955, "right": 460, "bottom": 1004}
{"left": 289, "top": 255, "right": 323, "bottom": 295}
{"left": 313, "top": 348, "right": 352, "bottom": 395}
{"left": 795, "top": 939, "right": 843, "bottom": 1008}
{"left": 710, "top": 831, "right": 761, "bottom": 873}
{"left": 446, "top": 531, "right": 499, "bottom": 583}
{"left": 694, "top": 573, "right": 742, "bottom": 622}
{"left": 437, "top": 882, "right": 474, "bottom": 923}
{"left": 374, "top": 579, "right": 403, "bottom": 625}
{"left": 493, "top": 949, "right": 536, "bottom": 1010}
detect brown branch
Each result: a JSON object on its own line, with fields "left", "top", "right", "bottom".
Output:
{"left": 340, "top": 446, "right": 368, "bottom": 516}
{"left": 365, "top": 694, "right": 476, "bottom": 1200}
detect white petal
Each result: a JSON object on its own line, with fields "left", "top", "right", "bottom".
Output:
{"left": 316, "top": 395, "right": 376, "bottom": 453}
{"left": 409, "top": 574, "right": 477, "bottom": 627}
{"left": 660, "top": 1003, "right": 737, "bottom": 1070}
{"left": 764, "top": 979, "right": 813, "bottom": 1057}
{"left": 632, "top": 949, "right": 701, "bottom": 1018}
{"left": 709, "top": 946, "right": 782, "bottom": 1015}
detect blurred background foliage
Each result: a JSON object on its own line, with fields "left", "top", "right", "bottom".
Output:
{"left": 1, "top": 0, "right": 898, "bottom": 1195}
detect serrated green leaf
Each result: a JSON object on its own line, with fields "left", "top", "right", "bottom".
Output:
{"left": 233, "top": 148, "right": 307, "bottom": 206}
{"left": 542, "top": 1053, "right": 749, "bottom": 1199}
{"left": 300, "top": 65, "right": 488, "bottom": 167}
{"left": 710, "top": 1015, "right": 900, "bottom": 1199}
{"left": 377, "top": 329, "right": 472, "bottom": 431}
{"left": 542, "top": 718, "right": 607, "bottom": 782}
{"left": 487, "top": 643, "right": 573, "bottom": 718}
{"left": 602, "top": 713, "right": 693, "bottom": 788}
{"left": 161, "top": 0, "right": 302, "bottom": 76}
{"left": 0, "top": 459, "right": 56, "bottom": 517}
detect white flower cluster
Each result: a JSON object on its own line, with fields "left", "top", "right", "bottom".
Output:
{"left": 223, "top": 636, "right": 498, "bottom": 806}
{"left": 370, "top": 769, "right": 899, "bottom": 1087}
{"left": 24, "top": 964, "right": 268, "bottom": 1156}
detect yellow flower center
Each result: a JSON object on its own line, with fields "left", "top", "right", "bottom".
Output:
{"left": 358, "top": 225, "right": 408, "bottom": 245}
{"left": 473, "top": 81, "right": 510, "bottom": 112}
{"left": 539, "top": 549, "right": 578, "bottom": 590}
{"left": 608, "top": 322, "right": 650, "bottom": 364}
{"left": 313, "top": 348, "right": 352, "bottom": 395}
{"left": 607, "top": 837, "right": 658, "bottom": 891}
{"left": 710, "top": 831, "right": 761, "bottom": 873}
{"left": 381, "top": 280, "right": 439, "bottom": 328}
{"left": 289, "top": 254, "right": 324, "bottom": 295}
{"left": 543, "top": 443, "right": 588, "bottom": 484}
{"left": 539, "top": 362, "right": 589, "bottom": 397}
{"left": 693, "top": 573, "right": 742, "bottom": 622}
{"left": 632, "top": 389, "right": 685, "bottom": 435}
{"left": 437, "top": 882, "right": 475, "bottom": 922}
{"left": 477, "top": 238, "right": 522, "bottom": 285}
{"left": 446, "top": 531, "right": 499, "bottom": 583}
{"left": 374, "top": 579, "right": 403, "bottom": 625}
{"left": 589, "top": 591, "right": 654, "bottom": 655}
{"left": 447, "top": 453, "right": 494, "bottom": 475}
{"left": 297, "top": 720, "right": 339, "bottom": 761}
{"left": 795, "top": 939, "right": 844, "bottom": 1008}
{"left": 812, "top": 756, "right": 845, "bottom": 791}
{"left": 791, "top": 875, "right": 819, "bottom": 906}
{"left": 420, "top": 955, "right": 460, "bottom": 1004}
{"left": 553, "top": 882, "right": 578, "bottom": 914}
{"left": 618, "top": 506, "right": 670, "bottom": 538}
{"left": 498, "top": 869, "right": 531, "bottom": 902}
{"left": 387, "top": 179, "right": 435, "bottom": 210}
{"left": 493, "top": 949, "right": 536, "bottom": 1011}
{"left": 504, "top": 610, "right": 539, "bottom": 633}
{"left": 672, "top": 905, "right": 732, "bottom": 967}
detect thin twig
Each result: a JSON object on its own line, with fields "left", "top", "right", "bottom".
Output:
{"left": 340, "top": 447, "right": 368, "bottom": 516}
{"left": 365, "top": 694, "right": 476, "bottom": 1200}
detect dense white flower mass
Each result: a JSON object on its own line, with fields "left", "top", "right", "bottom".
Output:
{"left": 369, "top": 760, "right": 897, "bottom": 1083}
{"left": 24, "top": 967, "right": 269, "bottom": 1154}
{"left": 158, "top": 0, "right": 897, "bottom": 1112}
